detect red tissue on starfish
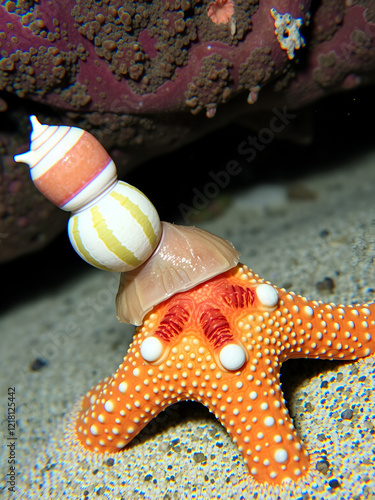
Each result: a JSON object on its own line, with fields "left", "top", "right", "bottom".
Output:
{"left": 76, "top": 264, "right": 375, "bottom": 485}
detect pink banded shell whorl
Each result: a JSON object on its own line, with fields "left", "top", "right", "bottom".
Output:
{"left": 14, "top": 116, "right": 116, "bottom": 212}
{"left": 116, "top": 222, "right": 241, "bottom": 325}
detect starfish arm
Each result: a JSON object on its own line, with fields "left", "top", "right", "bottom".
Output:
{"left": 275, "top": 290, "right": 375, "bottom": 362}
{"left": 202, "top": 353, "right": 310, "bottom": 485}
{"left": 76, "top": 339, "right": 178, "bottom": 452}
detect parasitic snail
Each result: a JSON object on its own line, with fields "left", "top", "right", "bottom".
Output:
{"left": 14, "top": 116, "right": 240, "bottom": 325}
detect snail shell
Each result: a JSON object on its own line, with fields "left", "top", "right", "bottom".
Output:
{"left": 15, "top": 116, "right": 240, "bottom": 325}
{"left": 116, "top": 221, "right": 240, "bottom": 325}
{"left": 14, "top": 116, "right": 162, "bottom": 272}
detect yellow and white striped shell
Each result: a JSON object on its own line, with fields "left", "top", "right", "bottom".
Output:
{"left": 68, "top": 181, "right": 161, "bottom": 272}
{"left": 14, "top": 116, "right": 161, "bottom": 272}
{"left": 15, "top": 116, "right": 240, "bottom": 325}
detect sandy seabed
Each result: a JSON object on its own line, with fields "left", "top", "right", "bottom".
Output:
{"left": 1, "top": 143, "right": 375, "bottom": 500}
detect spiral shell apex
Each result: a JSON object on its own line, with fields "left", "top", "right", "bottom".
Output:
{"left": 14, "top": 116, "right": 162, "bottom": 272}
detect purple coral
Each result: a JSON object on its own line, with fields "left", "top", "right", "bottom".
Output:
{"left": 1, "top": 2, "right": 374, "bottom": 115}
{"left": 0, "top": 1, "right": 309, "bottom": 116}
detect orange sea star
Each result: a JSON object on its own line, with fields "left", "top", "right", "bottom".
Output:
{"left": 75, "top": 264, "right": 375, "bottom": 485}
{"left": 207, "top": 0, "right": 234, "bottom": 25}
